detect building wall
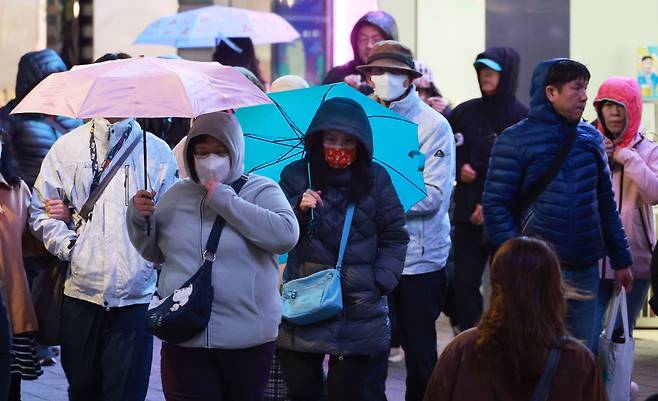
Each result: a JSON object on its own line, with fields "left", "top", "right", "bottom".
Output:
{"left": 93, "top": 0, "right": 177, "bottom": 60}
{"left": 0, "top": 0, "right": 46, "bottom": 104}
{"left": 380, "top": 0, "right": 485, "bottom": 107}
{"left": 571, "top": 0, "right": 658, "bottom": 128}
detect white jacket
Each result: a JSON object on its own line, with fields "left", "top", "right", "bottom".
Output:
{"left": 387, "top": 87, "right": 456, "bottom": 274}
{"left": 30, "top": 119, "right": 178, "bottom": 307}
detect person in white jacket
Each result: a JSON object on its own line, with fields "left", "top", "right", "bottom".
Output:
{"left": 357, "top": 41, "right": 455, "bottom": 401}
{"left": 29, "top": 118, "right": 177, "bottom": 401}
{"left": 593, "top": 76, "right": 657, "bottom": 352}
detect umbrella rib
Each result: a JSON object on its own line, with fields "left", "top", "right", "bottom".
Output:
{"left": 244, "top": 133, "right": 302, "bottom": 148}
{"left": 321, "top": 83, "right": 339, "bottom": 103}
{"left": 373, "top": 157, "right": 428, "bottom": 196}
{"left": 248, "top": 148, "right": 305, "bottom": 173}
{"left": 269, "top": 97, "right": 304, "bottom": 138}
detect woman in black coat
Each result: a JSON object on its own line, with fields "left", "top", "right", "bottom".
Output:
{"left": 276, "top": 97, "right": 409, "bottom": 401}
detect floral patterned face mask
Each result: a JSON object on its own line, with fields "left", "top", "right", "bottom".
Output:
{"left": 323, "top": 144, "right": 357, "bottom": 169}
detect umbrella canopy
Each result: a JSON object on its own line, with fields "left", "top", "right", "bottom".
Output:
{"left": 135, "top": 5, "right": 300, "bottom": 48}
{"left": 11, "top": 57, "right": 272, "bottom": 119}
{"left": 235, "top": 83, "right": 426, "bottom": 211}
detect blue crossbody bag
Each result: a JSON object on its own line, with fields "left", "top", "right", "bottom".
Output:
{"left": 281, "top": 203, "right": 355, "bottom": 325}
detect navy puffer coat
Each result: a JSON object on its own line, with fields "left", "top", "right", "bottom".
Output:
{"left": 276, "top": 98, "right": 409, "bottom": 356}
{"left": 0, "top": 49, "right": 81, "bottom": 188}
{"left": 483, "top": 59, "right": 631, "bottom": 269}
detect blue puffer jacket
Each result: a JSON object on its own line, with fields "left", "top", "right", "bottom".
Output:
{"left": 0, "top": 49, "right": 82, "bottom": 188}
{"left": 483, "top": 59, "right": 632, "bottom": 269}
{"left": 276, "top": 98, "right": 409, "bottom": 356}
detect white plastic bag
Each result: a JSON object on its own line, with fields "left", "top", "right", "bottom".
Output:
{"left": 598, "top": 287, "right": 635, "bottom": 401}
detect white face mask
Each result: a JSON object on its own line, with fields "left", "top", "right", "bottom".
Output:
{"left": 371, "top": 72, "right": 408, "bottom": 101}
{"left": 194, "top": 154, "right": 231, "bottom": 185}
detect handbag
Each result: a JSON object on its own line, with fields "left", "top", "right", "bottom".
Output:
{"left": 281, "top": 203, "right": 355, "bottom": 325}
{"left": 599, "top": 287, "right": 635, "bottom": 401}
{"left": 145, "top": 176, "right": 248, "bottom": 344}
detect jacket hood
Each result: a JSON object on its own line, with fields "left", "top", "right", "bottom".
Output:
{"left": 305, "top": 97, "right": 373, "bottom": 161}
{"left": 350, "top": 11, "right": 398, "bottom": 64}
{"left": 475, "top": 47, "right": 521, "bottom": 102}
{"left": 528, "top": 58, "right": 570, "bottom": 124}
{"left": 593, "top": 76, "right": 642, "bottom": 148}
{"left": 15, "top": 49, "right": 67, "bottom": 100}
{"left": 184, "top": 111, "right": 245, "bottom": 184}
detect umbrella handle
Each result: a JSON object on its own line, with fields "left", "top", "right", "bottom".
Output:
{"left": 143, "top": 129, "right": 151, "bottom": 236}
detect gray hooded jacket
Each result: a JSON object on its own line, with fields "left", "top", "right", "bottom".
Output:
{"left": 127, "top": 112, "right": 299, "bottom": 349}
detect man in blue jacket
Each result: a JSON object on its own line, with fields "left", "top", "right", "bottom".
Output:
{"left": 483, "top": 59, "right": 633, "bottom": 348}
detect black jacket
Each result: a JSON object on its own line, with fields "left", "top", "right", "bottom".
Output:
{"left": 322, "top": 11, "right": 398, "bottom": 94}
{"left": 0, "top": 49, "right": 81, "bottom": 188}
{"left": 276, "top": 98, "right": 409, "bottom": 355}
{"left": 450, "top": 47, "right": 528, "bottom": 222}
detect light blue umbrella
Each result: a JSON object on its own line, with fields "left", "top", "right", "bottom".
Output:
{"left": 135, "top": 5, "right": 300, "bottom": 48}
{"left": 235, "top": 83, "right": 426, "bottom": 212}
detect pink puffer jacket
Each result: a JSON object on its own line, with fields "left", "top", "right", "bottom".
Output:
{"left": 595, "top": 77, "right": 658, "bottom": 280}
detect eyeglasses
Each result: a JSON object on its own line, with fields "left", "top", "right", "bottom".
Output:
{"left": 357, "top": 35, "right": 384, "bottom": 46}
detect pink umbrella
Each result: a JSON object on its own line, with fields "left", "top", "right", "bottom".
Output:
{"left": 11, "top": 56, "right": 271, "bottom": 118}
{"left": 11, "top": 56, "right": 271, "bottom": 234}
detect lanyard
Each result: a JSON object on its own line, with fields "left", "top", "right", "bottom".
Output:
{"left": 89, "top": 121, "right": 132, "bottom": 192}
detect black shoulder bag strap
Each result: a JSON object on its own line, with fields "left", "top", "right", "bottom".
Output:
{"left": 79, "top": 135, "right": 141, "bottom": 221}
{"left": 515, "top": 126, "right": 578, "bottom": 216}
{"left": 529, "top": 336, "right": 566, "bottom": 401}
{"left": 201, "top": 175, "right": 249, "bottom": 264}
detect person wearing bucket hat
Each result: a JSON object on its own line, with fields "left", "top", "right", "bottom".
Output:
{"left": 360, "top": 40, "right": 456, "bottom": 401}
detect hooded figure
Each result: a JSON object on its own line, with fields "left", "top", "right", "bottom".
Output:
{"left": 591, "top": 76, "right": 658, "bottom": 351}
{"left": 127, "top": 111, "right": 299, "bottom": 399}
{"left": 449, "top": 47, "right": 528, "bottom": 332}
{"left": 483, "top": 59, "right": 632, "bottom": 347}
{"left": 0, "top": 49, "right": 82, "bottom": 188}
{"left": 322, "top": 11, "right": 398, "bottom": 92}
{"left": 276, "top": 97, "right": 408, "bottom": 400}
{"left": 450, "top": 47, "right": 528, "bottom": 224}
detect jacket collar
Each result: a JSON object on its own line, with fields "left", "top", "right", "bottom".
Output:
{"left": 387, "top": 84, "right": 421, "bottom": 115}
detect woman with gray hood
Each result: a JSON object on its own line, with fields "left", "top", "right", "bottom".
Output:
{"left": 127, "top": 111, "right": 299, "bottom": 401}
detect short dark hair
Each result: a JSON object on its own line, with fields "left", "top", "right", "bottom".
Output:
{"left": 545, "top": 60, "right": 590, "bottom": 90}
{"left": 642, "top": 55, "right": 654, "bottom": 62}
{"left": 94, "top": 52, "right": 131, "bottom": 63}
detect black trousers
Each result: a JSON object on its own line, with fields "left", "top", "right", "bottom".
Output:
{"left": 277, "top": 348, "right": 370, "bottom": 401}
{"left": 61, "top": 296, "right": 153, "bottom": 401}
{"left": 452, "top": 222, "right": 491, "bottom": 331}
{"left": 394, "top": 270, "right": 445, "bottom": 401}
{"left": 161, "top": 341, "right": 275, "bottom": 401}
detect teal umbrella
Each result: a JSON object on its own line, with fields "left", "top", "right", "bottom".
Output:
{"left": 235, "top": 83, "right": 426, "bottom": 211}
